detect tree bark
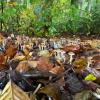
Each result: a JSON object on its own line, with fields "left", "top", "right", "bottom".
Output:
{"left": 1, "top": 1, "right": 4, "bottom": 31}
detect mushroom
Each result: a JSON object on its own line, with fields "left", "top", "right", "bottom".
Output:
{"left": 21, "top": 44, "right": 24, "bottom": 51}
{"left": 53, "top": 41, "right": 59, "bottom": 49}
{"left": 11, "top": 33, "right": 14, "bottom": 38}
{"left": 86, "top": 56, "right": 93, "bottom": 69}
{"left": 54, "top": 49, "right": 61, "bottom": 61}
{"left": 2, "top": 39, "right": 6, "bottom": 50}
{"left": 39, "top": 43, "right": 45, "bottom": 51}
{"left": 75, "top": 38, "right": 81, "bottom": 45}
{"left": 60, "top": 38, "right": 66, "bottom": 45}
{"left": 68, "top": 52, "right": 75, "bottom": 64}
{"left": 38, "top": 44, "right": 42, "bottom": 51}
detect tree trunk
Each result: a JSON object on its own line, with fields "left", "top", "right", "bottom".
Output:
{"left": 1, "top": 1, "right": 4, "bottom": 31}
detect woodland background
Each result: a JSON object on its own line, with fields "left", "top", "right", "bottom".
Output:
{"left": 0, "top": 0, "right": 100, "bottom": 37}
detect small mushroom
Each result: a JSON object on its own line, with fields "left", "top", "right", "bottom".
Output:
{"left": 2, "top": 39, "right": 6, "bottom": 50}
{"left": 68, "top": 52, "right": 75, "bottom": 64}
{"left": 11, "top": 33, "right": 14, "bottom": 38}
{"left": 87, "top": 56, "right": 93, "bottom": 68}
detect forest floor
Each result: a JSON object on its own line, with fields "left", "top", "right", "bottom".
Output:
{"left": 0, "top": 33, "right": 100, "bottom": 100}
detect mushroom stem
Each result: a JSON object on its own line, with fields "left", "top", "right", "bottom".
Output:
{"left": 39, "top": 44, "right": 41, "bottom": 51}
{"left": 2, "top": 39, "right": 6, "bottom": 50}
{"left": 68, "top": 52, "right": 75, "bottom": 64}
{"left": 41, "top": 44, "right": 44, "bottom": 50}
{"left": 69, "top": 55, "right": 73, "bottom": 64}
{"left": 86, "top": 57, "right": 92, "bottom": 70}
{"left": 87, "top": 60, "right": 92, "bottom": 68}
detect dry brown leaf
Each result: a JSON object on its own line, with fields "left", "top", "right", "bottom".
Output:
{"left": 82, "top": 43, "right": 92, "bottom": 51}
{"left": 14, "top": 55, "right": 26, "bottom": 61}
{"left": 0, "top": 81, "right": 32, "bottom": 100}
{"left": 37, "top": 57, "right": 54, "bottom": 71}
{"left": 0, "top": 54, "right": 8, "bottom": 70}
{"left": 38, "top": 84, "right": 61, "bottom": 100}
{"left": 27, "top": 61, "right": 38, "bottom": 68}
{"left": 5, "top": 45, "right": 17, "bottom": 59}
{"left": 16, "top": 61, "right": 30, "bottom": 73}
{"left": 38, "top": 50, "right": 51, "bottom": 58}
{"left": 0, "top": 34, "right": 5, "bottom": 43}
{"left": 49, "top": 66, "right": 64, "bottom": 75}
{"left": 74, "top": 90, "right": 93, "bottom": 100}
{"left": 23, "top": 47, "right": 30, "bottom": 56}
{"left": 73, "top": 58, "right": 87, "bottom": 73}
{"left": 0, "top": 54, "right": 5, "bottom": 64}
{"left": 92, "top": 55, "right": 100, "bottom": 63}
{"left": 63, "top": 44, "right": 81, "bottom": 53}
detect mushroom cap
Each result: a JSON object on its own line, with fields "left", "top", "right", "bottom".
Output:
{"left": 87, "top": 56, "right": 93, "bottom": 60}
{"left": 68, "top": 52, "right": 75, "bottom": 55}
{"left": 54, "top": 49, "right": 64, "bottom": 52}
{"left": 38, "top": 50, "right": 50, "bottom": 57}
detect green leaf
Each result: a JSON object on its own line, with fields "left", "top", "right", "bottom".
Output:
{"left": 85, "top": 74, "right": 96, "bottom": 81}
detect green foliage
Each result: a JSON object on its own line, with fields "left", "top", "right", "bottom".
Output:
{"left": 0, "top": 0, "right": 100, "bottom": 36}
{"left": 66, "top": 5, "right": 91, "bottom": 34}
{"left": 90, "top": 2, "right": 100, "bottom": 34}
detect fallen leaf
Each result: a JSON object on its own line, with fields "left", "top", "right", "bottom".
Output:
{"left": 74, "top": 90, "right": 94, "bottom": 100}
{"left": 0, "top": 81, "right": 32, "bottom": 100}
{"left": 49, "top": 66, "right": 64, "bottom": 75}
{"left": 38, "top": 50, "right": 51, "bottom": 57}
{"left": 92, "top": 55, "right": 100, "bottom": 63}
{"left": 16, "top": 61, "right": 30, "bottom": 73}
{"left": 85, "top": 74, "right": 96, "bottom": 81}
{"left": 38, "top": 84, "right": 61, "bottom": 100}
{"left": 5, "top": 45, "right": 17, "bottom": 59}
{"left": 27, "top": 61, "right": 38, "bottom": 68}
{"left": 73, "top": 58, "right": 87, "bottom": 73}
{"left": 37, "top": 57, "right": 54, "bottom": 71}
{"left": 14, "top": 55, "right": 26, "bottom": 61}
{"left": 63, "top": 44, "right": 81, "bottom": 53}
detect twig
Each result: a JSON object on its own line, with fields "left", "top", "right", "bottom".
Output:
{"left": 33, "top": 84, "right": 41, "bottom": 94}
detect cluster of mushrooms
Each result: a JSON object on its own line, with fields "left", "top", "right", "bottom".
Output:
{"left": 0, "top": 33, "right": 100, "bottom": 100}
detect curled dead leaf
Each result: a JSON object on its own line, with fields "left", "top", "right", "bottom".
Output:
{"left": 0, "top": 81, "right": 32, "bottom": 100}
{"left": 37, "top": 57, "right": 54, "bottom": 71}
{"left": 14, "top": 55, "right": 26, "bottom": 61}
{"left": 0, "top": 54, "right": 8, "bottom": 70}
{"left": 73, "top": 58, "right": 87, "bottom": 73}
{"left": 49, "top": 66, "right": 64, "bottom": 75}
{"left": 16, "top": 61, "right": 30, "bottom": 73}
{"left": 5, "top": 45, "right": 17, "bottom": 59}
{"left": 27, "top": 61, "right": 38, "bottom": 69}
{"left": 38, "top": 84, "right": 61, "bottom": 100}
{"left": 23, "top": 47, "right": 30, "bottom": 56}
{"left": 63, "top": 44, "right": 81, "bottom": 53}
{"left": 92, "top": 55, "right": 100, "bottom": 63}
